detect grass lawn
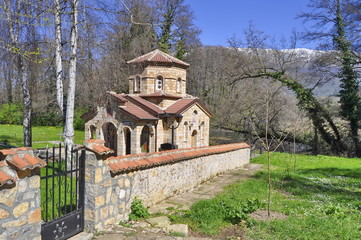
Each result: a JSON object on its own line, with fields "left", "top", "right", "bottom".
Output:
{"left": 169, "top": 153, "right": 361, "bottom": 239}
{"left": 40, "top": 159, "right": 79, "bottom": 221}
{"left": 0, "top": 124, "right": 84, "bottom": 149}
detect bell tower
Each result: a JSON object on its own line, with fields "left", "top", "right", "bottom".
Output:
{"left": 127, "top": 49, "right": 189, "bottom": 96}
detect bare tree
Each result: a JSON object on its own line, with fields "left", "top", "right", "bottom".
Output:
{"left": 64, "top": 0, "right": 79, "bottom": 148}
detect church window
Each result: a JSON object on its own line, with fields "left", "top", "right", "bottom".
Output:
{"left": 90, "top": 125, "right": 97, "bottom": 139}
{"left": 155, "top": 75, "right": 163, "bottom": 91}
{"left": 183, "top": 122, "right": 188, "bottom": 142}
{"left": 140, "top": 125, "right": 150, "bottom": 153}
{"left": 176, "top": 78, "right": 182, "bottom": 93}
{"left": 134, "top": 75, "right": 141, "bottom": 93}
{"left": 200, "top": 121, "right": 205, "bottom": 140}
{"left": 192, "top": 110, "right": 198, "bottom": 125}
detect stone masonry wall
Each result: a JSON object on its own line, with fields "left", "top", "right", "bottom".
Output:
{"left": 83, "top": 144, "right": 250, "bottom": 232}
{"left": 0, "top": 147, "right": 44, "bottom": 240}
{"left": 0, "top": 175, "right": 41, "bottom": 240}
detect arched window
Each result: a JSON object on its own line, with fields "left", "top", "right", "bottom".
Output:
{"left": 102, "top": 122, "right": 117, "bottom": 155}
{"left": 124, "top": 127, "right": 131, "bottom": 155}
{"left": 192, "top": 110, "right": 198, "bottom": 125}
{"left": 140, "top": 125, "right": 150, "bottom": 153}
{"left": 134, "top": 75, "right": 141, "bottom": 93}
{"left": 155, "top": 75, "right": 163, "bottom": 91}
{"left": 90, "top": 125, "right": 97, "bottom": 139}
{"left": 106, "top": 101, "right": 112, "bottom": 116}
{"left": 183, "top": 122, "right": 188, "bottom": 142}
{"left": 176, "top": 78, "right": 182, "bottom": 93}
{"left": 200, "top": 121, "right": 205, "bottom": 140}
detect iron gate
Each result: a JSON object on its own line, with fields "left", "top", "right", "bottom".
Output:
{"left": 40, "top": 145, "right": 85, "bottom": 240}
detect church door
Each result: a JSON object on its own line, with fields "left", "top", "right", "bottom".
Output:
{"left": 140, "top": 126, "right": 150, "bottom": 153}
{"left": 191, "top": 130, "right": 197, "bottom": 148}
{"left": 103, "top": 122, "right": 117, "bottom": 155}
{"left": 124, "top": 128, "right": 131, "bottom": 155}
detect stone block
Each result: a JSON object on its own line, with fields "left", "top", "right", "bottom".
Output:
{"left": 18, "top": 180, "right": 28, "bottom": 193}
{"left": 100, "top": 207, "right": 108, "bottom": 220}
{"left": 147, "top": 216, "right": 170, "bottom": 228}
{"left": 95, "top": 196, "right": 105, "bottom": 206}
{"left": 13, "top": 202, "right": 29, "bottom": 218}
{"left": 167, "top": 224, "right": 188, "bottom": 237}
{"left": 95, "top": 169, "right": 102, "bottom": 183}
{"left": 29, "top": 176, "right": 40, "bottom": 189}
{"left": 84, "top": 209, "right": 95, "bottom": 221}
{"left": 124, "top": 178, "right": 130, "bottom": 187}
{"left": 106, "top": 188, "right": 112, "bottom": 203}
{"left": 0, "top": 187, "right": 17, "bottom": 207}
{"left": 0, "top": 208, "right": 9, "bottom": 219}
{"left": 3, "top": 216, "right": 27, "bottom": 227}
{"left": 28, "top": 209, "right": 41, "bottom": 223}
{"left": 118, "top": 189, "right": 126, "bottom": 199}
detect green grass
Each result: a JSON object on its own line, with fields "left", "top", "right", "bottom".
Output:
{"left": 40, "top": 161, "right": 79, "bottom": 221}
{"left": 0, "top": 124, "right": 84, "bottom": 148}
{"left": 169, "top": 153, "right": 361, "bottom": 239}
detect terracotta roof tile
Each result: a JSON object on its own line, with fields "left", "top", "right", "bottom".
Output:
{"left": 0, "top": 169, "right": 16, "bottom": 187}
{"left": 7, "top": 154, "right": 46, "bottom": 171}
{"left": 92, "top": 145, "right": 114, "bottom": 155}
{"left": 108, "top": 143, "right": 250, "bottom": 174}
{"left": 140, "top": 91, "right": 182, "bottom": 99}
{"left": 127, "top": 49, "right": 190, "bottom": 68}
{"left": 166, "top": 98, "right": 198, "bottom": 114}
{"left": 126, "top": 95, "right": 164, "bottom": 115}
{"left": 119, "top": 101, "right": 159, "bottom": 120}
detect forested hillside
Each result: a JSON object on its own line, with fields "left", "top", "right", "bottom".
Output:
{"left": 0, "top": 0, "right": 360, "bottom": 156}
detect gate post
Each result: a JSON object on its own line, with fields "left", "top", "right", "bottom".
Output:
{"left": 83, "top": 151, "right": 117, "bottom": 232}
{"left": 0, "top": 148, "right": 45, "bottom": 240}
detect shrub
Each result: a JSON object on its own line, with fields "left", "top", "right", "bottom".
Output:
{"left": 128, "top": 197, "right": 150, "bottom": 220}
{"left": 74, "top": 108, "right": 88, "bottom": 131}
{"left": 0, "top": 103, "right": 23, "bottom": 125}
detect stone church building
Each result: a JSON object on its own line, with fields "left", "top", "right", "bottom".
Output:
{"left": 83, "top": 49, "right": 211, "bottom": 156}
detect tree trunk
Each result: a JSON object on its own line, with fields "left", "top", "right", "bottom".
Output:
{"left": 64, "top": 0, "right": 78, "bottom": 148}
{"left": 55, "top": 0, "right": 64, "bottom": 116}
{"left": 20, "top": 58, "right": 32, "bottom": 147}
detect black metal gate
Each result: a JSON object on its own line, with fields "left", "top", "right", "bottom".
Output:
{"left": 40, "top": 145, "right": 85, "bottom": 240}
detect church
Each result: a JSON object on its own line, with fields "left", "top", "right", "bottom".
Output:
{"left": 83, "top": 49, "right": 211, "bottom": 156}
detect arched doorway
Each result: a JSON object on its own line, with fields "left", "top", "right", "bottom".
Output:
{"left": 140, "top": 125, "right": 150, "bottom": 153}
{"left": 103, "top": 122, "right": 117, "bottom": 155}
{"left": 191, "top": 130, "right": 197, "bottom": 148}
{"left": 124, "top": 127, "right": 131, "bottom": 155}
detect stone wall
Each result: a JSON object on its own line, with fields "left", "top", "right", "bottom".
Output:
{"left": 0, "top": 148, "right": 45, "bottom": 240}
{"left": 83, "top": 143, "right": 250, "bottom": 232}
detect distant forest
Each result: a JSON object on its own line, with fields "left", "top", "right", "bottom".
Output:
{"left": 0, "top": 0, "right": 360, "bottom": 156}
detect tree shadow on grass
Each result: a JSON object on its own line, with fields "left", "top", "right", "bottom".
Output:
{"left": 277, "top": 167, "right": 361, "bottom": 204}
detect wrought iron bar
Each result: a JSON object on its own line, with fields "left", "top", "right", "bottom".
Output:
{"left": 52, "top": 145, "right": 55, "bottom": 220}
{"left": 45, "top": 148, "right": 49, "bottom": 222}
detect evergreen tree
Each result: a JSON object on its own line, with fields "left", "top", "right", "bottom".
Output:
{"left": 334, "top": 0, "right": 361, "bottom": 156}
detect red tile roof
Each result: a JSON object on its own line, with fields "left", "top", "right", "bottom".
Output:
{"left": 0, "top": 168, "right": 16, "bottom": 187}
{"left": 84, "top": 139, "right": 114, "bottom": 155}
{"left": 140, "top": 91, "right": 182, "bottom": 99}
{"left": 126, "top": 95, "right": 164, "bottom": 115}
{"left": 120, "top": 101, "right": 159, "bottom": 120}
{"left": 166, "top": 98, "right": 198, "bottom": 114}
{"left": 127, "top": 49, "right": 190, "bottom": 68}
{"left": 107, "top": 143, "right": 250, "bottom": 174}
{"left": 0, "top": 147, "right": 47, "bottom": 187}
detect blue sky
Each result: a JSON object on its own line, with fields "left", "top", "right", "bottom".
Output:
{"left": 185, "top": 0, "right": 316, "bottom": 49}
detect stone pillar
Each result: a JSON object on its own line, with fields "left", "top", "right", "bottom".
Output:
{"left": 0, "top": 148, "right": 43, "bottom": 240}
{"left": 83, "top": 151, "right": 134, "bottom": 232}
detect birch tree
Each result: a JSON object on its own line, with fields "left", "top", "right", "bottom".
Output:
{"left": 55, "top": 0, "right": 64, "bottom": 116}
{"left": 64, "top": 0, "right": 79, "bottom": 148}
{"left": 3, "top": 0, "right": 33, "bottom": 146}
